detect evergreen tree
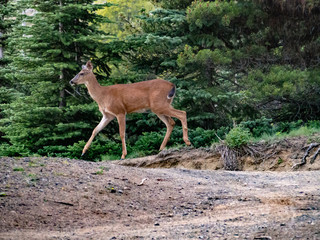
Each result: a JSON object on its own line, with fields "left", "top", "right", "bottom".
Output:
{"left": 179, "top": 0, "right": 320, "bottom": 123}
{"left": 96, "top": 0, "right": 154, "bottom": 39}
{"left": 113, "top": 6, "right": 190, "bottom": 143}
{"left": 0, "top": 0, "right": 17, "bottom": 145}
{"left": 123, "top": 0, "right": 320, "bottom": 128}
{"left": 0, "top": 0, "right": 113, "bottom": 157}
{"left": 2, "top": 0, "right": 320, "bottom": 158}
{"left": 0, "top": 0, "right": 16, "bottom": 87}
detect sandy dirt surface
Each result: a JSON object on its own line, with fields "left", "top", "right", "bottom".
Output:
{"left": 1, "top": 136, "right": 320, "bottom": 239}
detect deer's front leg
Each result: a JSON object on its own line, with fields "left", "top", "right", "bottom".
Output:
{"left": 116, "top": 114, "right": 127, "bottom": 159}
{"left": 82, "top": 114, "right": 114, "bottom": 156}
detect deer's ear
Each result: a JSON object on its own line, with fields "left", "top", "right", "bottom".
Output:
{"left": 81, "top": 65, "right": 87, "bottom": 69}
{"left": 86, "top": 61, "right": 93, "bottom": 71}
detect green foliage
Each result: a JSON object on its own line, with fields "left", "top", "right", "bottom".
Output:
{"left": 0, "top": 0, "right": 114, "bottom": 159}
{"left": 95, "top": 166, "right": 106, "bottom": 175}
{"left": 285, "top": 126, "right": 320, "bottom": 138}
{"left": 177, "top": 45, "right": 232, "bottom": 69}
{"left": 0, "top": 192, "right": 7, "bottom": 197}
{"left": 188, "top": 127, "right": 217, "bottom": 148}
{"left": 1, "top": 0, "right": 320, "bottom": 159}
{"left": 131, "top": 132, "right": 164, "bottom": 156}
{"left": 36, "top": 138, "right": 123, "bottom": 161}
{"left": 0, "top": 143, "right": 30, "bottom": 157}
{"left": 13, "top": 167, "right": 24, "bottom": 172}
{"left": 186, "top": 0, "right": 241, "bottom": 30}
{"left": 225, "top": 126, "right": 252, "bottom": 148}
{"left": 240, "top": 118, "right": 273, "bottom": 138}
{"left": 273, "top": 120, "right": 304, "bottom": 134}
{"left": 152, "top": 0, "right": 193, "bottom": 10}
{"left": 277, "top": 157, "right": 283, "bottom": 165}
{"left": 96, "top": 0, "right": 154, "bottom": 39}
{"left": 306, "top": 120, "right": 320, "bottom": 129}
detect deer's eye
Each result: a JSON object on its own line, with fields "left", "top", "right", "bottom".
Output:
{"left": 80, "top": 73, "right": 84, "bottom": 76}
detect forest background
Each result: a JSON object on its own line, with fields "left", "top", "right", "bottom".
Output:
{"left": 0, "top": 0, "right": 320, "bottom": 160}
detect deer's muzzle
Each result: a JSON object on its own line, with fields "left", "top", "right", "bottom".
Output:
{"left": 69, "top": 74, "right": 79, "bottom": 86}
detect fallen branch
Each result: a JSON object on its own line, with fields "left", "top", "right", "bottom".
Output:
{"left": 214, "top": 132, "right": 223, "bottom": 142}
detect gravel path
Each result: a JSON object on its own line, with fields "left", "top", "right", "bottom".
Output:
{"left": 0, "top": 157, "right": 320, "bottom": 239}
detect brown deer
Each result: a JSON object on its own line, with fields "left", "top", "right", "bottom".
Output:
{"left": 70, "top": 61, "right": 191, "bottom": 159}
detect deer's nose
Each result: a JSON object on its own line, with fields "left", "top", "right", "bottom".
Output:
{"left": 69, "top": 80, "right": 75, "bottom": 86}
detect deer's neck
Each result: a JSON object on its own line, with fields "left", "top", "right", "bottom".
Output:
{"left": 85, "top": 75, "right": 103, "bottom": 102}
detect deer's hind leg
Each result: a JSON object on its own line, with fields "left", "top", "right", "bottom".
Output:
{"left": 156, "top": 114, "right": 175, "bottom": 150}
{"left": 158, "top": 107, "right": 191, "bottom": 147}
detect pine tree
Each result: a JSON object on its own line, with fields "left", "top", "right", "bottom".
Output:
{"left": 124, "top": 0, "right": 320, "bottom": 127}
{"left": 96, "top": 0, "right": 154, "bottom": 39}
{"left": 0, "top": 0, "right": 114, "bottom": 157}
{"left": 0, "top": 0, "right": 17, "bottom": 146}
{"left": 0, "top": 0, "right": 16, "bottom": 87}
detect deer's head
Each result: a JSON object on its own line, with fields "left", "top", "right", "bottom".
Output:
{"left": 70, "top": 61, "right": 93, "bottom": 86}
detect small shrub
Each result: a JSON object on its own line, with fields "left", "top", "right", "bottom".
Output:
{"left": 307, "top": 120, "right": 320, "bottom": 129}
{"left": 274, "top": 120, "right": 304, "bottom": 134}
{"left": 287, "top": 126, "right": 319, "bottom": 137}
{"left": 225, "top": 127, "right": 252, "bottom": 148}
{"left": 0, "top": 143, "right": 30, "bottom": 157}
{"left": 215, "top": 126, "right": 230, "bottom": 140}
{"left": 28, "top": 173, "right": 39, "bottom": 182}
{"left": 13, "top": 167, "right": 24, "bottom": 172}
{"left": 95, "top": 166, "right": 105, "bottom": 175}
{"left": 0, "top": 192, "right": 7, "bottom": 197}
{"left": 37, "top": 145, "right": 69, "bottom": 157}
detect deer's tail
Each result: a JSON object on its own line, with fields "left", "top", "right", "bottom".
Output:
{"left": 167, "top": 85, "right": 176, "bottom": 99}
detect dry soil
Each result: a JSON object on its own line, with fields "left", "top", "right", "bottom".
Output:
{"left": 1, "top": 136, "right": 320, "bottom": 239}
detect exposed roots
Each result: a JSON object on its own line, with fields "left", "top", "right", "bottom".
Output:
{"left": 311, "top": 146, "right": 320, "bottom": 164}
{"left": 216, "top": 142, "right": 280, "bottom": 171}
{"left": 215, "top": 138, "right": 320, "bottom": 171}
{"left": 292, "top": 143, "right": 320, "bottom": 169}
{"left": 215, "top": 145, "right": 240, "bottom": 171}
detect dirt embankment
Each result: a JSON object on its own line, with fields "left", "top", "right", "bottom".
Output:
{"left": 118, "top": 135, "right": 320, "bottom": 171}
{"left": 0, "top": 135, "right": 320, "bottom": 239}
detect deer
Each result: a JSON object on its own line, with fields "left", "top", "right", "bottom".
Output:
{"left": 69, "top": 61, "right": 191, "bottom": 159}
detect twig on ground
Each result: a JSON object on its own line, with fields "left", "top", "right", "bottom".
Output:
{"left": 51, "top": 200, "right": 74, "bottom": 206}
{"left": 138, "top": 178, "right": 148, "bottom": 186}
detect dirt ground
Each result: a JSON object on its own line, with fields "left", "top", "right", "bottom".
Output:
{"left": 1, "top": 135, "right": 320, "bottom": 239}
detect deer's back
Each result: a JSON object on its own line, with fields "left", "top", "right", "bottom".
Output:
{"left": 102, "top": 79, "right": 175, "bottom": 114}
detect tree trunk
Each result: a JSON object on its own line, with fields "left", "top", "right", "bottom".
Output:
{"left": 0, "top": 31, "right": 3, "bottom": 59}
{"left": 58, "top": 0, "right": 66, "bottom": 108}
